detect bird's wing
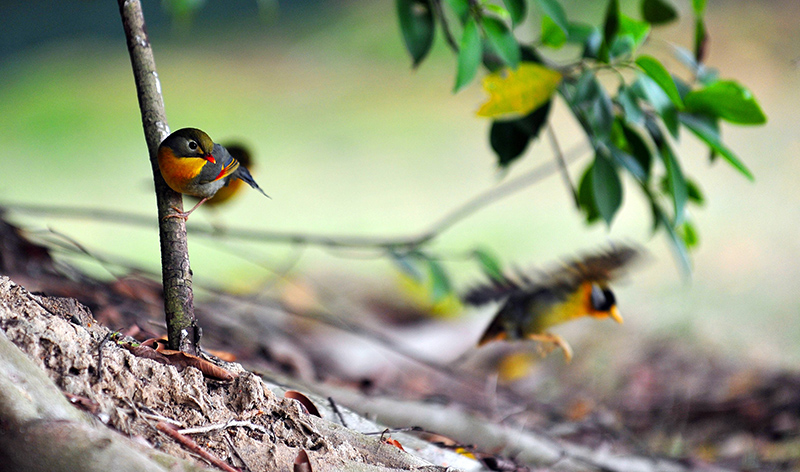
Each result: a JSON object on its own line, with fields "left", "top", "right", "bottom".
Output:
{"left": 196, "top": 143, "right": 240, "bottom": 185}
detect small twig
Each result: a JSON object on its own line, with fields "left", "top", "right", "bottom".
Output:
{"left": 363, "top": 426, "right": 423, "bottom": 436}
{"left": 122, "top": 399, "right": 187, "bottom": 428}
{"left": 139, "top": 410, "right": 185, "bottom": 428}
{"left": 156, "top": 421, "right": 239, "bottom": 472}
{"left": 328, "top": 397, "right": 348, "bottom": 428}
{"left": 178, "top": 420, "right": 267, "bottom": 436}
{"left": 431, "top": 0, "right": 459, "bottom": 53}
{"left": 547, "top": 125, "right": 579, "bottom": 209}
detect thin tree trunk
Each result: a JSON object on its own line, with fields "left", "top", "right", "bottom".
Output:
{"left": 117, "top": 0, "right": 198, "bottom": 354}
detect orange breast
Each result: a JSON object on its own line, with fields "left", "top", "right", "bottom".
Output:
{"left": 157, "top": 147, "right": 208, "bottom": 196}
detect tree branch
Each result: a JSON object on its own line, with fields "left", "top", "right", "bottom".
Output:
{"left": 547, "top": 125, "right": 579, "bottom": 209}
{"left": 4, "top": 142, "right": 589, "bottom": 252}
{"left": 117, "top": 0, "right": 198, "bottom": 354}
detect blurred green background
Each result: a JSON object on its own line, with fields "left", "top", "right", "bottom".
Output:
{"left": 1, "top": 1, "right": 798, "bottom": 365}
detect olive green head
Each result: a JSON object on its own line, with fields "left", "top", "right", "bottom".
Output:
{"left": 160, "top": 128, "right": 216, "bottom": 159}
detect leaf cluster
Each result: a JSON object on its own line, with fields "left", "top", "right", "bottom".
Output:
{"left": 396, "top": 0, "right": 766, "bottom": 275}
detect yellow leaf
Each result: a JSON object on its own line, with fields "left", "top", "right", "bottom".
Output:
{"left": 397, "top": 273, "right": 463, "bottom": 318}
{"left": 476, "top": 62, "right": 562, "bottom": 119}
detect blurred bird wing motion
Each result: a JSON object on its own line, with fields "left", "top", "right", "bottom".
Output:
{"left": 465, "top": 243, "right": 640, "bottom": 304}
{"left": 550, "top": 243, "right": 640, "bottom": 285}
{"left": 465, "top": 243, "right": 642, "bottom": 347}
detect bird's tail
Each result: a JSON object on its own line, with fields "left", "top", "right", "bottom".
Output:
{"left": 235, "top": 167, "right": 271, "bottom": 199}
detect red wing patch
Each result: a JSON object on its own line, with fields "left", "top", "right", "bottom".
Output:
{"left": 214, "top": 158, "right": 239, "bottom": 182}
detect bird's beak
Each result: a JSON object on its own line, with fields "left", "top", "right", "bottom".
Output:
{"left": 609, "top": 306, "right": 623, "bottom": 324}
{"left": 204, "top": 154, "right": 216, "bottom": 164}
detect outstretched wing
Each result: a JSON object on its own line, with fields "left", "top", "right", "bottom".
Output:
{"left": 463, "top": 243, "right": 640, "bottom": 305}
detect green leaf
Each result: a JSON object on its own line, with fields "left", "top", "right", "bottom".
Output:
{"left": 692, "top": 0, "right": 707, "bottom": 16}
{"left": 491, "top": 120, "right": 531, "bottom": 166}
{"left": 590, "top": 83, "right": 615, "bottom": 139}
{"left": 578, "top": 164, "right": 601, "bottom": 224}
{"left": 623, "top": 15, "right": 650, "bottom": 46}
{"left": 426, "top": 259, "right": 453, "bottom": 303}
{"left": 592, "top": 152, "right": 623, "bottom": 225}
{"left": 582, "top": 28, "right": 603, "bottom": 59}
{"left": 620, "top": 122, "right": 653, "bottom": 180}
{"left": 635, "top": 55, "right": 683, "bottom": 108}
{"left": 483, "top": 16, "right": 521, "bottom": 68}
{"left": 514, "top": 100, "right": 552, "bottom": 136}
{"left": 609, "top": 15, "right": 650, "bottom": 58}
{"left": 603, "top": 0, "right": 620, "bottom": 48}
{"left": 503, "top": 0, "right": 527, "bottom": 26}
{"left": 519, "top": 45, "right": 543, "bottom": 63}
{"left": 679, "top": 112, "right": 754, "bottom": 180}
{"left": 571, "top": 71, "right": 614, "bottom": 139}
{"left": 634, "top": 74, "right": 679, "bottom": 138}
{"left": 396, "top": 0, "right": 435, "bottom": 68}
{"left": 620, "top": 15, "right": 650, "bottom": 48}
{"left": 609, "top": 118, "right": 647, "bottom": 180}
{"left": 566, "top": 22, "right": 595, "bottom": 44}
{"left": 608, "top": 144, "right": 646, "bottom": 182}
{"left": 535, "top": 0, "right": 569, "bottom": 33}
{"left": 490, "top": 101, "right": 551, "bottom": 167}
{"left": 660, "top": 143, "right": 688, "bottom": 224}
{"left": 454, "top": 18, "right": 482, "bottom": 92}
{"left": 642, "top": 0, "right": 678, "bottom": 25}
{"left": 654, "top": 203, "right": 692, "bottom": 276}
{"left": 473, "top": 248, "right": 504, "bottom": 282}
{"left": 573, "top": 69, "right": 597, "bottom": 104}
{"left": 644, "top": 115, "right": 666, "bottom": 150}
{"left": 617, "top": 84, "right": 645, "bottom": 124}
{"left": 484, "top": 3, "right": 512, "bottom": 22}
{"left": 541, "top": 15, "right": 567, "bottom": 48}
{"left": 678, "top": 220, "right": 700, "bottom": 249}
{"left": 684, "top": 80, "right": 767, "bottom": 125}
{"left": 694, "top": 17, "right": 707, "bottom": 63}
{"left": 672, "top": 74, "right": 692, "bottom": 101}
{"left": 444, "top": 0, "right": 470, "bottom": 23}
{"left": 685, "top": 178, "right": 704, "bottom": 204}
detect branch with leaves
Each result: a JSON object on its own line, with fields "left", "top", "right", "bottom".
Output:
{"left": 397, "top": 0, "right": 766, "bottom": 274}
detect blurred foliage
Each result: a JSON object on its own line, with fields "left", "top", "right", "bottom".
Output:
{"left": 393, "top": 0, "right": 765, "bottom": 294}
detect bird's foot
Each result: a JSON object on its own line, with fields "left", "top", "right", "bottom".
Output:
{"left": 161, "top": 197, "right": 208, "bottom": 221}
{"left": 527, "top": 332, "right": 573, "bottom": 363}
{"left": 162, "top": 207, "right": 191, "bottom": 221}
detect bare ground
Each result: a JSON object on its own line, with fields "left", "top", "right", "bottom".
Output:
{"left": 0, "top": 215, "right": 798, "bottom": 471}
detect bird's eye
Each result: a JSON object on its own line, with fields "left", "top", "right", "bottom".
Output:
{"left": 590, "top": 284, "right": 616, "bottom": 311}
{"left": 188, "top": 141, "right": 198, "bottom": 151}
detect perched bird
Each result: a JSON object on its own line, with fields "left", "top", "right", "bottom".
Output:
{"left": 463, "top": 244, "right": 640, "bottom": 362}
{"left": 157, "top": 128, "right": 269, "bottom": 220}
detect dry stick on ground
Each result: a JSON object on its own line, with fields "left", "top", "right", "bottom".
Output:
{"left": 117, "top": 0, "right": 198, "bottom": 354}
{"left": 156, "top": 422, "right": 240, "bottom": 472}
